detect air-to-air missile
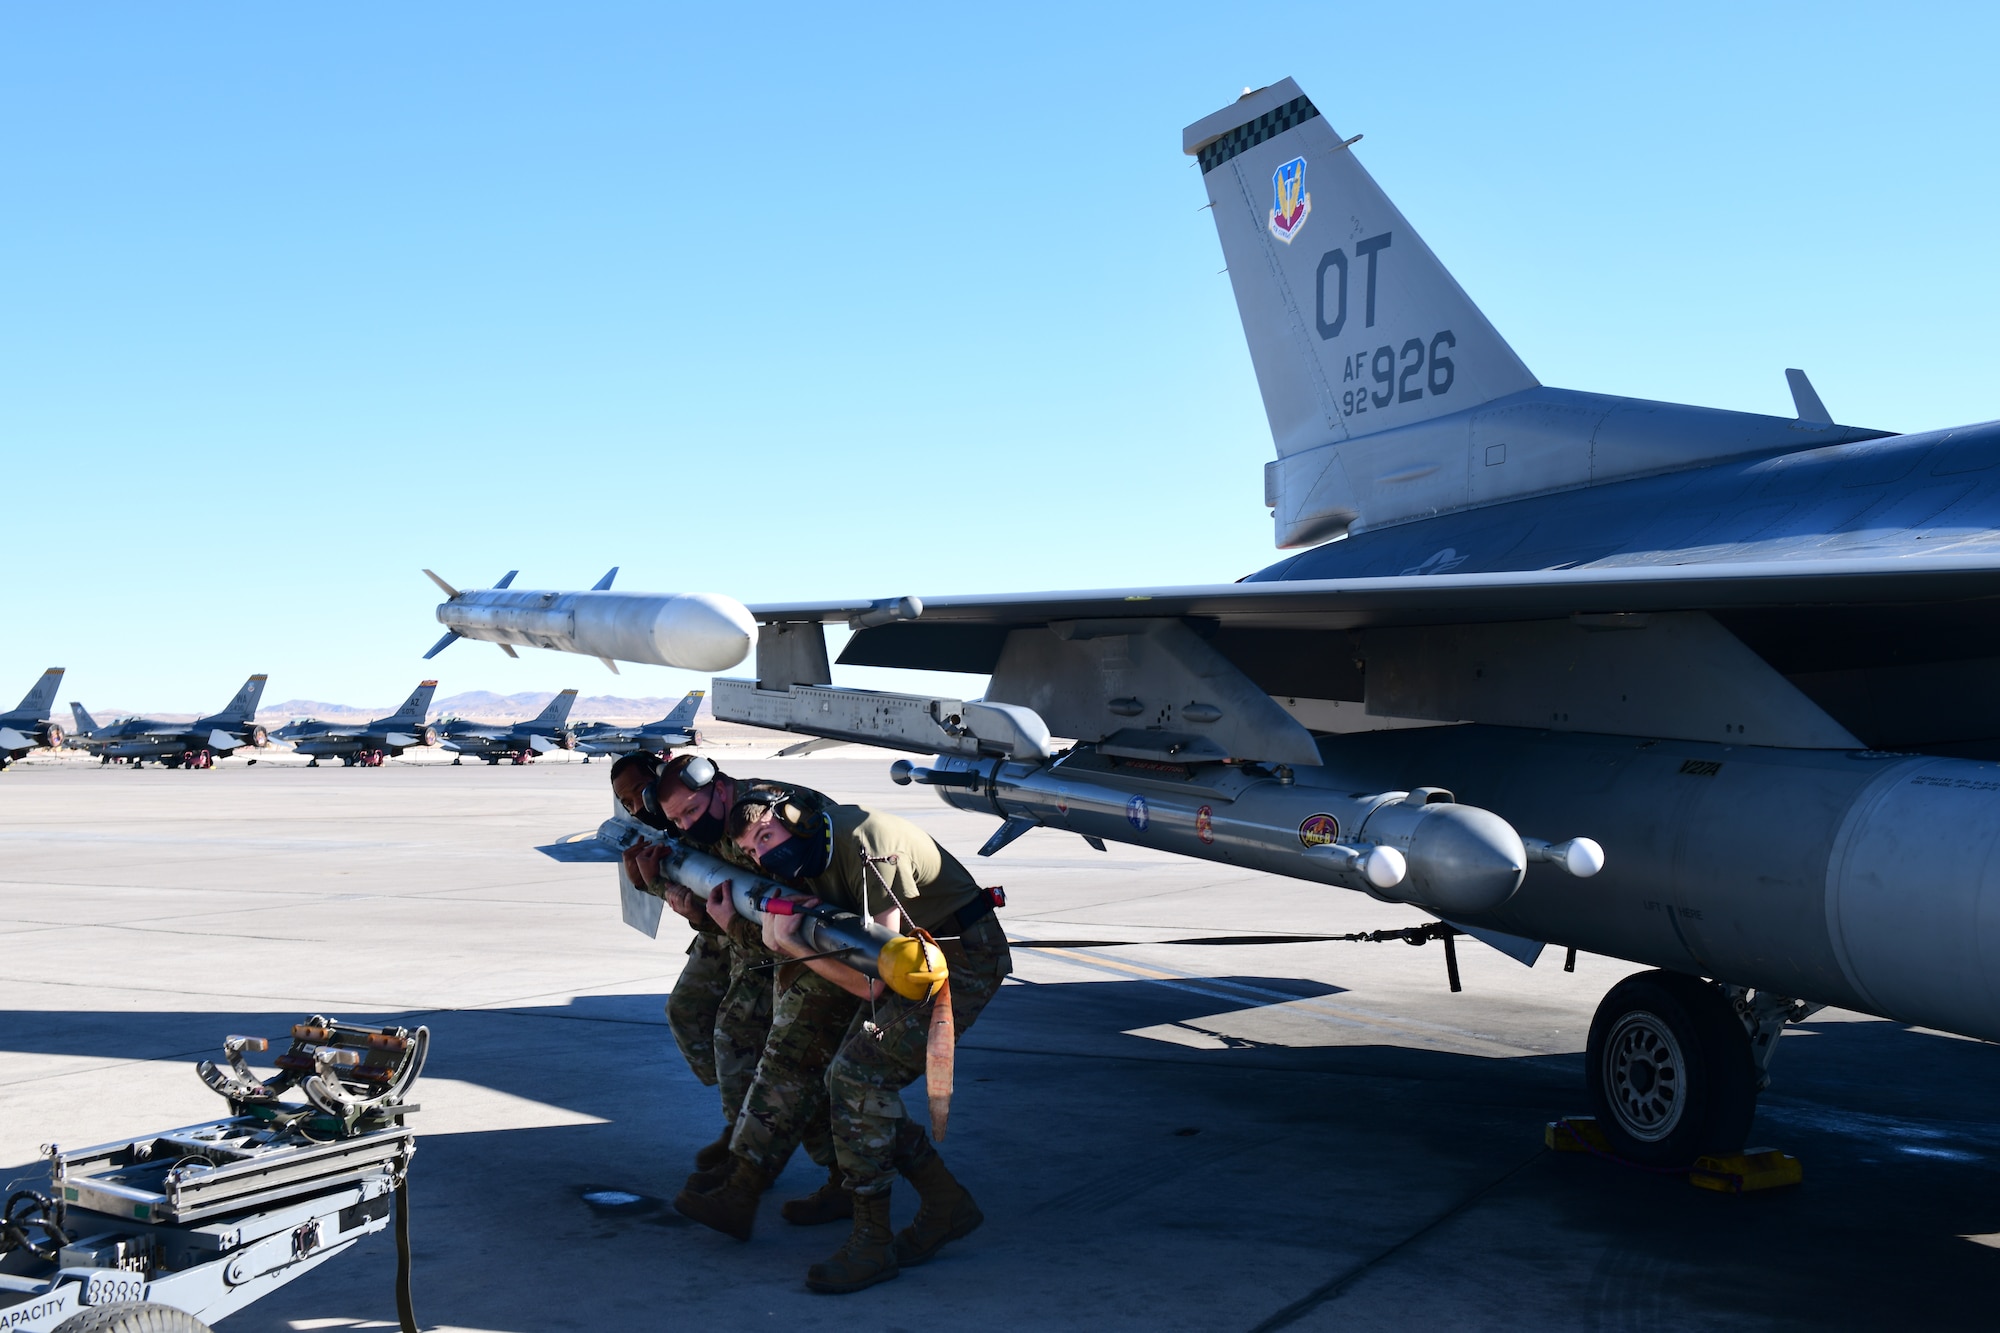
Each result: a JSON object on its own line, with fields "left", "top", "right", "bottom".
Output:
{"left": 422, "top": 567, "right": 754, "bottom": 673}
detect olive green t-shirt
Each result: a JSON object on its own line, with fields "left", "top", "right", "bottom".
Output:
{"left": 798, "top": 804, "right": 981, "bottom": 934}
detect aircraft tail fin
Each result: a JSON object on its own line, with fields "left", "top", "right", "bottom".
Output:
{"left": 658, "top": 689, "right": 704, "bottom": 730}
{"left": 529, "top": 688, "right": 579, "bottom": 728}
{"left": 70, "top": 702, "right": 101, "bottom": 735}
{"left": 5, "top": 668, "right": 63, "bottom": 722}
{"left": 384, "top": 680, "right": 439, "bottom": 725}
{"left": 209, "top": 674, "right": 269, "bottom": 724}
{"left": 1186, "top": 79, "right": 1536, "bottom": 462}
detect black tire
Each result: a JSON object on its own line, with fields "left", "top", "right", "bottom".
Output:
{"left": 1585, "top": 969, "right": 1758, "bottom": 1166}
{"left": 53, "top": 1302, "right": 214, "bottom": 1333}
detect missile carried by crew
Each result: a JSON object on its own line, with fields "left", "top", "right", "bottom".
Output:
{"left": 894, "top": 751, "right": 1600, "bottom": 917}
{"left": 598, "top": 819, "right": 947, "bottom": 1001}
{"left": 423, "top": 568, "right": 755, "bottom": 672}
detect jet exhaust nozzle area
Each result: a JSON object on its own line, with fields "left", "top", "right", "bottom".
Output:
{"left": 920, "top": 751, "right": 1529, "bottom": 914}
{"left": 434, "top": 588, "right": 754, "bottom": 672}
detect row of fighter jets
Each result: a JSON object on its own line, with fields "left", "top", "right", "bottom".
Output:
{"left": 0, "top": 668, "right": 705, "bottom": 770}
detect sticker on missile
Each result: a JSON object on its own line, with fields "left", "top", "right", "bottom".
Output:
{"left": 1126, "top": 795, "right": 1150, "bottom": 831}
{"left": 1195, "top": 805, "right": 1215, "bottom": 845}
{"left": 1297, "top": 813, "right": 1340, "bottom": 847}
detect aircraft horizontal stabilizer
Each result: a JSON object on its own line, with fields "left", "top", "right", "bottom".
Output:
{"left": 0, "top": 726, "right": 32, "bottom": 752}
{"left": 383, "top": 733, "right": 419, "bottom": 748}
{"left": 208, "top": 729, "right": 242, "bottom": 751}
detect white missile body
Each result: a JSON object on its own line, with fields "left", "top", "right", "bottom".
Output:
{"left": 434, "top": 588, "right": 755, "bottom": 672}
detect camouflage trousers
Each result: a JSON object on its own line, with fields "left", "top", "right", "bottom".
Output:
{"left": 665, "top": 932, "right": 732, "bottom": 1087}
{"left": 731, "top": 970, "right": 858, "bottom": 1175}
{"left": 828, "top": 911, "right": 1012, "bottom": 1196}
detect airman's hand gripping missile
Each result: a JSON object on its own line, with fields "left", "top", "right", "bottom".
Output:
{"left": 599, "top": 819, "right": 947, "bottom": 1001}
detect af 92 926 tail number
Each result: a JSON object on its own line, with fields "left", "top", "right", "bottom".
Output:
{"left": 1339, "top": 331, "right": 1455, "bottom": 418}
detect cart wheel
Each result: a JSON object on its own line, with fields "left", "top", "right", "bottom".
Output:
{"left": 53, "top": 1302, "right": 215, "bottom": 1333}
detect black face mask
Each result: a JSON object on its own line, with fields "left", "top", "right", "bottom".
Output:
{"left": 632, "top": 804, "right": 669, "bottom": 831}
{"left": 681, "top": 806, "right": 727, "bottom": 846}
{"left": 757, "top": 826, "right": 829, "bottom": 882}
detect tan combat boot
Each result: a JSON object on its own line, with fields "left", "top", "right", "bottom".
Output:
{"left": 673, "top": 1154, "right": 772, "bottom": 1241}
{"left": 893, "top": 1152, "right": 983, "bottom": 1265}
{"left": 692, "top": 1125, "right": 733, "bottom": 1171}
{"left": 781, "top": 1162, "right": 853, "bottom": 1227}
{"left": 804, "top": 1189, "right": 899, "bottom": 1293}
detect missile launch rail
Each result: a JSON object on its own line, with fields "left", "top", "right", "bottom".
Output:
{"left": 0, "top": 1018, "right": 424, "bottom": 1333}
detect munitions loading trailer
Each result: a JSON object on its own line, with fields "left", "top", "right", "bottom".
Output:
{"left": 0, "top": 1017, "right": 426, "bottom": 1333}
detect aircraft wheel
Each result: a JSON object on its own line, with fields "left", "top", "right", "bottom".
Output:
{"left": 1585, "top": 969, "right": 1757, "bottom": 1166}
{"left": 307, "top": 758, "right": 319, "bottom": 767}
{"left": 451, "top": 757, "right": 462, "bottom": 766}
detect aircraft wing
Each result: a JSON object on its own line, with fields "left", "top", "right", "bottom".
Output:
{"left": 759, "top": 555, "right": 2000, "bottom": 669}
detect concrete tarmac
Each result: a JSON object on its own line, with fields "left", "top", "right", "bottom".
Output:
{"left": 3, "top": 746, "right": 1998, "bottom": 1330}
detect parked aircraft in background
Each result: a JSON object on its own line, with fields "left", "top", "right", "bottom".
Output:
{"left": 572, "top": 690, "right": 704, "bottom": 761}
{"left": 436, "top": 689, "right": 579, "bottom": 764}
{"left": 0, "top": 668, "right": 65, "bottom": 769}
{"left": 67, "top": 675, "right": 271, "bottom": 768}
{"left": 275, "top": 680, "right": 441, "bottom": 767}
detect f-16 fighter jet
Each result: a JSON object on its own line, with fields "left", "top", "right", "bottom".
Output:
{"left": 571, "top": 689, "right": 704, "bottom": 761}
{"left": 436, "top": 688, "right": 579, "bottom": 764}
{"left": 275, "top": 680, "right": 441, "bottom": 767}
{"left": 67, "top": 674, "right": 271, "bottom": 769}
{"left": 0, "top": 668, "right": 65, "bottom": 769}
{"left": 429, "top": 78, "right": 2000, "bottom": 1171}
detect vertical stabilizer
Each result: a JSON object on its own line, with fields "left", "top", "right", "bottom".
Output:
{"left": 5, "top": 668, "right": 64, "bottom": 723}
{"left": 528, "top": 688, "right": 580, "bottom": 729}
{"left": 1187, "top": 80, "right": 1538, "bottom": 544}
{"left": 70, "top": 703, "right": 102, "bottom": 735}
{"left": 657, "top": 689, "right": 705, "bottom": 730}
{"left": 383, "top": 680, "right": 439, "bottom": 726}
{"left": 205, "top": 674, "right": 269, "bottom": 724}
{"left": 1187, "top": 79, "right": 1535, "bottom": 458}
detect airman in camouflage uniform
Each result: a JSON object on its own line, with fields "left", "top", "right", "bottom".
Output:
{"left": 611, "top": 754, "right": 839, "bottom": 1196}
{"left": 686, "top": 792, "right": 1009, "bottom": 1294}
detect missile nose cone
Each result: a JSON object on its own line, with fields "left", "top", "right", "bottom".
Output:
{"left": 652, "top": 594, "right": 756, "bottom": 672}
{"left": 1405, "top": 805, "right": 1527, "bottom": 915}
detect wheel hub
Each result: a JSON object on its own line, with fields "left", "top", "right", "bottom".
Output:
{"left": 1603, "top": 1010, "right": 1685, "bottom": 1142}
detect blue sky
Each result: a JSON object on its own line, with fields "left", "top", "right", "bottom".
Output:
{"left": 3, "top": 3, "right": 1995, "bottom": 712}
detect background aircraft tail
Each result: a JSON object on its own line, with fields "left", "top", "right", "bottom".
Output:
{"left": 658, "top": 689, "right": 704, "bottom": 731}
{"left": 70, "top": 703, "right": 102, "bottom": 735}
{"left": 207, "top": 673, "right": 269, "bottom": 724}
{"left": 384, "top": 679, "right": 438, "bottom": 725}
{"left": 529, "top": 688, "right": 579, "bottom": 728}
{"left": 5, "top": 668, "right": 64, "bottom": 723}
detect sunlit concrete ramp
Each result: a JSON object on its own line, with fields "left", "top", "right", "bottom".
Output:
{"left": 3, "top": 753, "right": 1998, "bottom": 1330}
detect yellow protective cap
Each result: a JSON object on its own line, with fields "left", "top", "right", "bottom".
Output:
{"left": 876, "top": 934, "right": 949, "bottom": 1002}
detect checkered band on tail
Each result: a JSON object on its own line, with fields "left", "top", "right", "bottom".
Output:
{"left": 1195, "top": 95, "right": 1322, "bottom": 173}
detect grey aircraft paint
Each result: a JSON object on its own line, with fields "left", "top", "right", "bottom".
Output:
{"left": 275, "top": 680, "right": 441, "bottom": 765}
{"left": 436, "top": 688, "right": 580, "bottom": 764}
{"left": 570, "top": 689, "right": 705, "bottom": 758}
{"left": 0, "top": 668, "right": 65, "bottom": 767}
{"left": 65, "top": 675, "right": 272, "bottom": 768}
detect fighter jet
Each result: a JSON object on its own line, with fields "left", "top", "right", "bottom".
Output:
{"left": 0, "top": 668, "right": 66, "bottom": 769}
{"left": 67, "top": 674, "right": 271, "bottom": 768}
{"left": 274, "top": 680, "right": 441, "bottom": 767}
{"left": 571, "top": 690, "right": 705, "bottom": 761}
{"left": 436, "top": 689, "right": 580, "bottom": 765}
{"left": 430, "top": 78, "right": 2000, "bottom": 1170}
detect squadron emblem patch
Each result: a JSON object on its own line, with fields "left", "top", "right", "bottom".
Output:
{"left": 1268, "top": 156, "right": 1311, "bottom": 244}
{"left": 1195, "top": 805, "right": 1215, "bottom": 845}
{"left": 1127, "top": 795, "right": 1150, "bottom": 832}
{"left": 1297, "top": 812, "right": 1340, "bottom": 847}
